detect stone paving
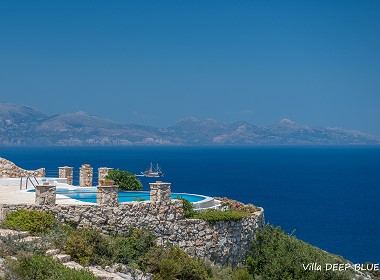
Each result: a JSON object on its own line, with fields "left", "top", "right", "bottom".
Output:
{"left": 0, "top": 184, "right": 91, "bottom": 205}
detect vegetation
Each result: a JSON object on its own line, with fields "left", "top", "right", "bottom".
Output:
{"left": 106, "top": 169, "right": 142, "bottom": 191}
{"left": 1, "top": 209, "right": 373, "bottom": 280}
{"left": 2, "top": 254, "right": 98, "bottom": 280}
{"left": 216, "top": 197, "right": 261, "bottom": 213}
{"left": 62, "top": 227, "right": 155, "bottom": 266}
{"left": 208, "top": 265, "right": 254, "bottom": 280}
{"left": 246, "top": 224, "right": 352, "bottom": 280}
{"left": 177, "top": 197, "right": 252, "bottom": 223}
{"left": 193, "top": 209, "right": 251, "bottom": 224}
{"left": 2, "top": 209, "right": 55, "bottom": 235}
{"left": 139, "top": 245, "right": 211, "bottom": 280}
{"left": 175, "top": 196, "right": 196, "bottom": 218}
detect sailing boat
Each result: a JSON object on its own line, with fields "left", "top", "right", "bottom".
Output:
{"left": 141, "top": 162, "right": 164, "bottom": 177}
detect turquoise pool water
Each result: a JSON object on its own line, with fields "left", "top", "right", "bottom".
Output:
{"left": 28, "top": 188, "right": 206, "bottom": 204}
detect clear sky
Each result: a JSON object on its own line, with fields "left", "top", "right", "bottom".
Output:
{"left": 1, "top": 1, "right": 379, "bottom": 135}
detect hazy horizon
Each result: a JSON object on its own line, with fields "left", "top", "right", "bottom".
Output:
{"left": 1, "top": 1, "right": 379, "bottom": 135}
{"left": 2, "top": 101, "right": 380, "bottom": 139}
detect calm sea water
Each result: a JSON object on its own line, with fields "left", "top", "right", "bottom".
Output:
{"left": 0, "top": 146, "right": 379, "bottom": 264}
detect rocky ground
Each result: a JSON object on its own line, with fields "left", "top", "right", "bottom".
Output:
{"left": 0, "top": 228, "right": 152, "bottom": 280}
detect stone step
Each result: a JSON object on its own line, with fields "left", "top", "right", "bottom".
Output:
{"left": 52, "top": 254, "right": 71, "bottom": 263}
{"left": 0, "top": 229, "right": 29, "bottom": 238}
{"left": 19, "top": 236, "right": 41, "bottom": 242}
{"left": 62, "top": 261, "right": 84, "bottom": 271}
{"left": 46, "top": 249, "right": 60, "bottom": 256}
{"left": 88, "top": 267, "right": 126, "bottom": 280}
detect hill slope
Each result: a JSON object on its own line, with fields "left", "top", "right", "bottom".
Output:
{"left": 0, "top": 103, "right": 379, "bottom": 145}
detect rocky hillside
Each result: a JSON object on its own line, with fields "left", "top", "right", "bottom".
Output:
{"left": 0, "top": 103, "right": 379, "bottom": 145}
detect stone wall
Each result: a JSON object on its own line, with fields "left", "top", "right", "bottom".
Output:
{"left": 0, "top": 157, "right": 45, "bottom": 178}
{"left": 0, "top": 202, "right": 264, "bottom": 266}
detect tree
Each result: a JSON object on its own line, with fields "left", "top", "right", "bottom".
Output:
{"left": 106, "top": 169, "right": 142, "bottom": 191}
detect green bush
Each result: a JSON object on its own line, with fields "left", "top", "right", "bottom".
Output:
{"left": 139, "top": 246, "right": 211, "bottom": 280}
{"left": 175, "top": 196, "right": 196, "bottom": 218}
{"left": 0, "top": 233, "right": 49, "bottom": 257}
{"left": 246, "top": 224, "right": 352, "bottom": 280}
{"left": 59, "top": 227, "right": 156, "bottom": 267}
{"left": 106, "top": 169, "right": 142, "bottom": 191}
{"left": 216, "top": 197, "right": 261, "bottom": 214}
{"left": 108, "top": 228, "right": 156, "bottom": 266}
{"left": 62, "top": 228, "right": 111, "bottom": 266}
{"left": 2, "top": 209, "right": 55, "bottom": 235}
{"left": 3, "top": 253, "right": 98, "bottom": 280}
{"left": 176, "top": 197, "right": 252, "bottom": 223}
{"left": 192, "top": 209, "right": 251, "bottom": 224}
{"left": 209, "top": 265, "right": 253, "bottom": 280}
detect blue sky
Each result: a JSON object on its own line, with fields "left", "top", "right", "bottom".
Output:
{"left": 1, "top": 1, "right": 379, "bottom": 135}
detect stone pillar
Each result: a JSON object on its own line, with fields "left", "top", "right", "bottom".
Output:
{"left": 35, "top": 183, "right": 56, "bottom": 206}
{"left": 58, "top": 166, "right": 73, "bottom": 185}
{"left": 79, "top": 164, "right": 93, "bottom": 187}
{"left": 149, "top": 181, "right": 171, "bottom": 203}
{"left": 98, "top": 167, "right": 113, "bottom": 185}
{"left": 97, "top": 181, "right": 118, "bottom": 206}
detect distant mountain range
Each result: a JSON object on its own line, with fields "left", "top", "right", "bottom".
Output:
{"left": 0, "top": 103, "right": 379, "bottom": 145}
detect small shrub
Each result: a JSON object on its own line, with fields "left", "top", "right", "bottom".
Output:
{"left": 45, "top": 222, "right": 74, "bottom": 249}
{"left": 193, "top": 209, "right": 251, "bottom": 224}
{"left": 158, "top": 258, "right": 182, "bottom": 280}
{"left": 209, "top": 265, "right": 254, "bottom": 280}
{"left": 59, "top": 227, "right": 156, "bottom": 267}
{"left": 216, "top": 197, "right": 260, "bottom": 213}
{"left": 62, "top": 228, "right": 111, "bottom": 266}
{"left": 231, "top": 268, "right": 254, "bottom": 280}
{"left": 175, "top": 197, "right": 195, "bottom": 218}
{"left": 139, "top": 246, "right": 210, "bottom": 280}
{"left": 0, "top": 234, "right": 49, "bottom": 256}
{"left": 108, "top": 228, "right": 156, "bottom": 266}
{"left": 3, "top": 253, "right": 98, "bottom": 280}
{"left": 2, "top": 209, "right": 55, "bottom": 235}
{"left": 106, "top": 169, "right": 142, "bottom": 191}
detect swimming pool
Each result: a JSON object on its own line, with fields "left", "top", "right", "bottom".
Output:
{"left": 27, "top": 187, "right": 209, "bottom": 204}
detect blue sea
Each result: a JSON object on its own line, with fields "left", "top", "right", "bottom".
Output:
{"left": 0, "top": 146, "right": 379, "bottom": 264}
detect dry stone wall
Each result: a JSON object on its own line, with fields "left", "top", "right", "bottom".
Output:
{"left": 0, "top": 202, "right": 264, "bottom": 266}
{"left": 0, "top": 157, "right": 45, "bottom": 178}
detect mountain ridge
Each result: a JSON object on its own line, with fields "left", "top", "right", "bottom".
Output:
{"left": 0, "top": 103, "right": 379, "bottom": 146}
